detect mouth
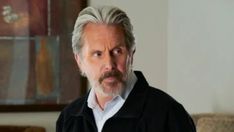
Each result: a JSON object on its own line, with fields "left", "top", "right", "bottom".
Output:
{"left": 102, "top": 76, "right": 118, "bottom": 83}
{"left": 99, "top": 71, "right": 121, "bottom": 83}
{"left": 102, "top": 76, "right": 119, "bottom": 84}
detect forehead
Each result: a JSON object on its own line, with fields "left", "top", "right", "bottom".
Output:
{"left": 83, "top": 23, "right": 125, "bottom": 44}
{"left": 84, "top": 22, "right": 124, "bottom": 33}
{"left": 80, "top": 23, "right": 127, "bottom": 56}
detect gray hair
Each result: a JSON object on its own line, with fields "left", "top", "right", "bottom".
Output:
{"left": 72, "top": 6, "right": 135, "bottom": 55}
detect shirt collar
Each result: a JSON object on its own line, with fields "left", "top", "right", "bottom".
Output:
{"left": 71, "top": 71, "right": 150, "bottom": 121}
{"left": 87, "top": 88, "right": 98, "bottom": 109}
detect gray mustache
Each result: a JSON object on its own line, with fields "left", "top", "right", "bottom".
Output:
{"left": 99, "top": 70, "right": 123, "bottom": 83}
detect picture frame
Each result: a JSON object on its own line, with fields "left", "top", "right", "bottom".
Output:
{"left": 0, "top": 0, "right": 87, "bottom": 112}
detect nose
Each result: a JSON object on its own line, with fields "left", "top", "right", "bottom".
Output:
{"left": 103, "top": 53, "right": 115, "bottom": 71}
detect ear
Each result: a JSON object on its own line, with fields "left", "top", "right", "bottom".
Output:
{"left": 74, "top": 54, "right": 87, "bottom": 76}
{"left": 74, "top": 54, "right": 82, "bottom": 68}
{"left": 130, "top": 49, "right": 135, "bottom": 65}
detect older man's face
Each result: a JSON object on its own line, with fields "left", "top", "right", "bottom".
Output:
{"left": 75, "top": 23, "right": 133, "bottom": 97}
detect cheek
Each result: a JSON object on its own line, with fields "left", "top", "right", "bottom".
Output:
{"left": 83, "top": 62, "right": 100, "bottom": 78}
{"left": 117, "top": 56, "right": 131, "bottom": 72}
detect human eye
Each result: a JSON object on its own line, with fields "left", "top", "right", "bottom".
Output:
{"left": 112, "top": 48, "right": 122, "bottom": 56}
{"left": 93, "top": 51, "right": 102, "bottom": 57}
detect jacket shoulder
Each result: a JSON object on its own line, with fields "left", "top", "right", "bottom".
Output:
{"left": 57, "top": 96, "right": 86, "bottom": 123}
{"left": 144, "top": 86, "right": 188, "bottom": 116}
{"left": 147, "top": 86, "right": 179, "bottom": 105}
{"left": 142, "top": 87, "right": 195, "bottom": 131}
{"left": 64, "top": 96, "right": 86, "bottom": 115}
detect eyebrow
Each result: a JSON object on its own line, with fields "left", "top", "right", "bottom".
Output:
{"left": 112, "top": 42, "right": 126, "bottom": 48}
{"left": 91, "top": 42, "right": 126, "bottom": 51}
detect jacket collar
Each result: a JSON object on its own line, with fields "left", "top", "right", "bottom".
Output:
{"left": 72, "top": 71, "right": 150, "bottom": 120}
{"left": 113, "top": 71, "right": 149, "bottom": 118}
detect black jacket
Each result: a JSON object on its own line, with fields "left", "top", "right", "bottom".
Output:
{"left": 56, "top": 71, "right": 196, "bottom": 132}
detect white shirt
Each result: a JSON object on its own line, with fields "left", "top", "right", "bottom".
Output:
{"left": 87, "top": 72, "right": 137, "bottom": 132}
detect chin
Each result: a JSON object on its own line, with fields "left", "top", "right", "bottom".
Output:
{"left": 98, "top": 82, "right": 124, "bottom": 97}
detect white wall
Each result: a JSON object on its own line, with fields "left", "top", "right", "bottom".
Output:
{"left": 90, "top": 0, "right": 234, "bottom": 114}
{"left": 167, "top": 0, "right": 234, "bottom": 113}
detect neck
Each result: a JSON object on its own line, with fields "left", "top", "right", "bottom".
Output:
{"left": 95, "top": 93, "right": 114, "bottom": 110}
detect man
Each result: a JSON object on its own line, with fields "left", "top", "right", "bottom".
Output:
{"left": 56, "top": 6, "right": 196, "bottom": 132}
